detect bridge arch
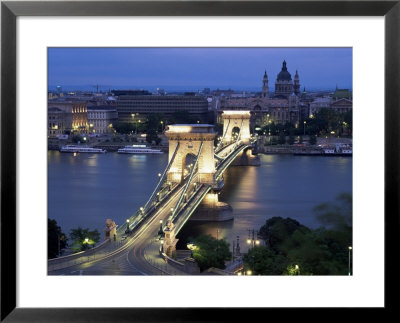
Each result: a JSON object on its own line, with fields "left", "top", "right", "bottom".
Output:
{"left": 165, "top": 124, "right": 216, "bottom": 185}
{"left": 221, "top": 110, "right": 251, "bottom": 144}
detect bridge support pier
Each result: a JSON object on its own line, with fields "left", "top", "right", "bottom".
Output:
{"left": 163, "top": 221, "right": 178, "bottom": 258}
{"left": 189, "top": 192, "right": 233, "bottom": 222}
{"left": 231, "top": 149, "right": 260, "bottom": 166}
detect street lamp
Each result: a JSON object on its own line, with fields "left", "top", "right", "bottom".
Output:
{"left": 348, "top": 246, "right": 352, "bottom": 275}
{"left": 303, "top": 121, "right": 306, "bottom": 136}
{"left": 125, "top": 219, "right": 130, "bottom": 234}
{"left": 158, "top": 220, "right": 164, "bottom": 236}
{"left": 247, "top": 229, "right": 260, "bottom": 248}
{"left": 160, "top": 239, "right": 165, "bottom": 253}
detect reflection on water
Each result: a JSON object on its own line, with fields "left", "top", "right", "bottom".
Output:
{"left": 48, "top": 152, "right": 352, "bottom": 253}
{"left": 177, "top": 154, "right": 352, "bottom": 253}
{"left": 48, "top": 151, "right": 168, "bottom": 235}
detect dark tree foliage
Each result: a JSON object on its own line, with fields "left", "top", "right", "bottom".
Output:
{"left": 146, "top": 129, "right": 159, "bottom": 144}
{"left": 190, "top": 234, "right": 232, "bottom": 272}
{"left": 258, "top": 217, "right": 311, "bottom": 253}
{"left": 69, "top": 227, "right": 101, "bottom": 252}
{"left": 113, "top": 122, "right": 135, "bottom": 134}
{"left": 146, "top": 113, "right": 165, "bottom": 132}
{"left": 243, "top": 246, "right": 287, "bottom": 275}
{"left": 170, "top": 110, "right": 197, "bottom": 124}
{"left": 309, "top": 134, "right": 317, "bottom": 145}
{"left": 278, "top": 132, "right": 286, "bottom": 145}
{"left": 48, "top": 219, "right": 68, "bottom": 259}
{"left": 287, "top": 129, "right": 295, "bottom": 145}
{"left": 249, "top": 194, "right": 352, "bottom": 275}
{"left": 71, "top": 134, "right": 83, "bottom": 143}
{"left": 261, "top": 109, "right": 352, "bottom": 137}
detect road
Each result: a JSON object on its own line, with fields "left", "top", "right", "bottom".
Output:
{"left": 49, "top": 179, "right": 195, "bottom": 276}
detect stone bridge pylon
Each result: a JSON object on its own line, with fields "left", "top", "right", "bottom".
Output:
{"left": 221, "top": 110, "right": 251, "bottom": 144}
{"left": 165, "top": 124, "right": 216, "bottom": 185}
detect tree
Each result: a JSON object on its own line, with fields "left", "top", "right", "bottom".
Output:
{"left": 69, "top": 227, "right": 100, "bottom": 252}
{"left": 146, "top": 129, "right": 159, "bottom": 144}
{"left": 190, "top": 234, "right": 232, "bottom": 271}
{"left": 258, "top": 217, "right": 311, "bottom": 253}
{"left": 309, "top": 134, "right": 317, "bottom": 145}
{"left": 146, "top": 113, "right": 165, "bottom": 132}
{"left": 313, "top": 193, "right": 352, "bottom": 233}
{"left": 72, "top": 134, "right": 83, "bottom": 144}
{"left": 243, "top": 246, "right": 287, "bottom": 275}
{"left": 278, "top": 132, "right": 286, "bottom": 145}
{"left": 48, "top": 219, "right": 67, "bottom": 259}
{"left": 287, "top": 129, "right": 295, "bottom": 145}
{"left": 113, "top": 122, "right": 134, "bottom": 134}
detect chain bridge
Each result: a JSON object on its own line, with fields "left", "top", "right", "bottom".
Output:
{"left": 48, "top": 111, "right": 259, "bottom": 275}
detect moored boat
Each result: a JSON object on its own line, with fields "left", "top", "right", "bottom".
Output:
{"left": 60, "top": 145, "right": 107, "bottom": 153}
{"left": 117, "top": 144, "right": 163, "bottom": 154}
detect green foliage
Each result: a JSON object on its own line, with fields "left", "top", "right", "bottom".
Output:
{"left": 278, "top": 132, "right": 286, "bottom": 145}
{"left": 146, "top": 113, "right": 165, "bottom": 132}
{"left": 113, "top": 122, "right": 135, "bottom": 134}
{"left": 309, "top": 134, "right": 317, "bottom": 145}
{"left": 190, "top": 234, "right": 232, "bottom": 272}
{"left": 69, "top": 226, "right": 100, "bottom": 252}
{"left": 258, "top": 217, "right": 311, "bottom": 253}
{"left": 243, "top": 246, "right": 287, "bottom": 275}
{"left": 247, "top": 194, "right": 352, "bottom": 275}
{"left": 146, "top": 129, "right": 159, "bottom": 144}
{"left": 313, "top": 193, "right": 352, "bottom": 233}
{"left": 48, "top": 219, "right": 68, "bottom": 259}
{"left": 261, "top": 109, "right": 352, "bottom": 138}
{"left": 287, "top": 130, "right": 295, "bottom": 145}
{"left": 71, "top": 135, "right": 83, "bottom": 143}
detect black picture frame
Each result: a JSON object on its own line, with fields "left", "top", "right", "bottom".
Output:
{"left": 1, "top": 1, "right": 399, "bottom": 321}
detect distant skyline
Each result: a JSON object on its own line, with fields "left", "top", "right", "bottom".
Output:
{"left": 48, "top": 48, "right": 352, "bottom": 92}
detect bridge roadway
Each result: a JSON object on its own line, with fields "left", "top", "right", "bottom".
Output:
{"left": 49, "top": 140, "right": 253, "bottom": 275}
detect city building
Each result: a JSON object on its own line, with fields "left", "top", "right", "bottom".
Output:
{"left": 274, "top": 60, "right": 298, "bottom": 98}
{"left": 116, "top": 95, "right": 209, "bottom": 123}
{"left": 87, "top": 106, "right": 118, "bottom": 134}
{"left": 48, "top": 107, "right": 70, "bottom": 137}
{"left": 48, "top": 100, "right": 88, "bottom": 134}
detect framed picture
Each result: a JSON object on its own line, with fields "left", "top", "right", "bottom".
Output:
{"left": 1, "top": 0, "right": 398, "bottom": 321}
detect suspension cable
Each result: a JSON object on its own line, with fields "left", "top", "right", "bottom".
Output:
{"left": 170, "top": 141, "right": 204, "bottom": 223}
{"left": 143, "top": 142, "right": 180, "bottom": 212}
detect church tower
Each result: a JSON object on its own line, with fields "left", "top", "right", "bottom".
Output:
{"left": 275, "top": 60, "right": 293, "bottom": 98}
{"left": 262, "top": 70, "right": 269, "bottom": 98}
{"left": 294, "top": 70, "right": 300, "bottom": 96}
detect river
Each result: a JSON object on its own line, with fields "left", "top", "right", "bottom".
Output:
{"left": 48, "top": 151, "right": 352, "bottom": 253}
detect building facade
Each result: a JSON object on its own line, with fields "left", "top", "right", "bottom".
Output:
{"left": 116, "top": 95, "right": 209, "bottom": 123}
{"left": 48, "top": 100, "right": 88, "bottom": 134}
{"left": 87, "top": 106, "right": 118, "bottom": 134}
{"left": 274, "top": 60, "right": 297, "bottom": 98}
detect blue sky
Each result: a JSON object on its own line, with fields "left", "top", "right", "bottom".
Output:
{"left": 48, "top": 48, "right": 352, "bottom": 92}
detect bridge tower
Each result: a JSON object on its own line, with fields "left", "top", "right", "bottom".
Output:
{"left": 221, "top": 111, "right": 251, "bottom": 145}
{"left": 165, "top": 124, "right": 216, "bottom": 184}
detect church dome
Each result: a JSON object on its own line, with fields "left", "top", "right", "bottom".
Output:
{"left": 277, "top": 60, "right": 292, "bottom": 81}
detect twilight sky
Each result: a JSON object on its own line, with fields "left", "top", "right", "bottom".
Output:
{"left": 48, "top": 48, "right": 352, "bottom": 92}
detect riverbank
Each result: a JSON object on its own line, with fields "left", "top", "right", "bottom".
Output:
{"left": 255, "top": 136, "right": 352, "bottom": 155}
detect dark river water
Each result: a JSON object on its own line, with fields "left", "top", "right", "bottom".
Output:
{"left": 48, "top": 151, "right": 352, "bottom": 252}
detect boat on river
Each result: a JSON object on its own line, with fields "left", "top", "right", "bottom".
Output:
{"left": 117, "top": 144, "right": 163, "bottom": 154}
{"left": 60, "top": 145, "right": 107, "bottom": 153}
